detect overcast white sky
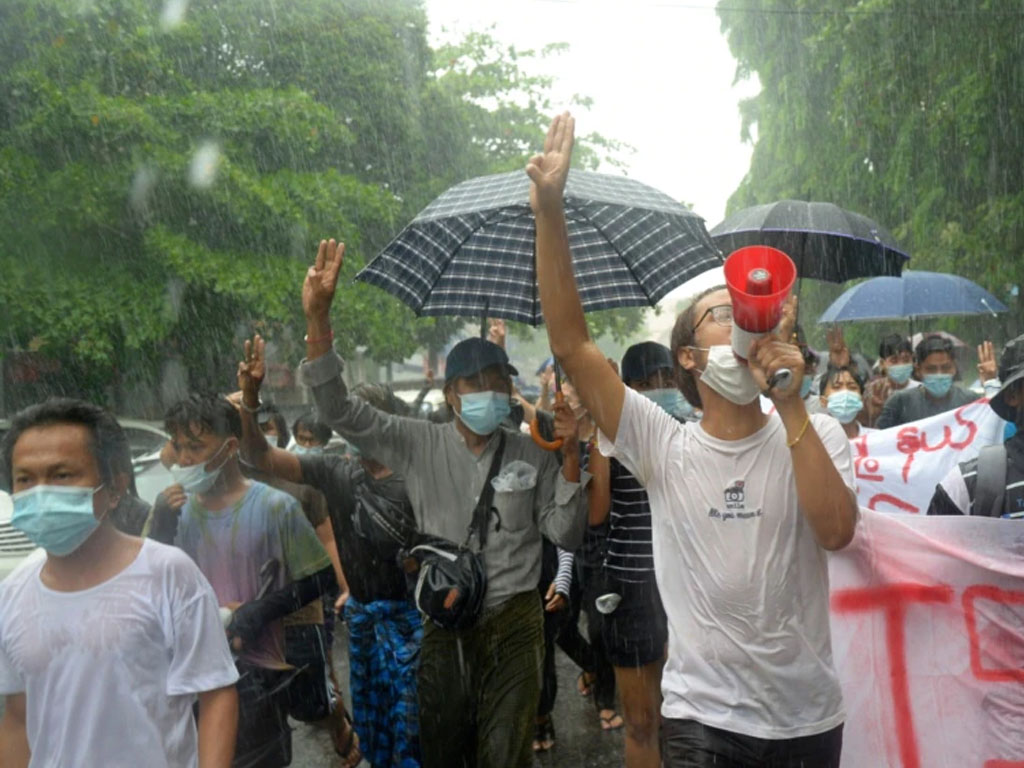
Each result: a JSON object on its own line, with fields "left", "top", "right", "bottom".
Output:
{"left": 424, "top": 0, "right": 759, "bottom": 228}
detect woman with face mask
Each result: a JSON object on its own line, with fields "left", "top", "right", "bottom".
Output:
{"left": 819, "top": 364, "right": 873, "bottom": 439}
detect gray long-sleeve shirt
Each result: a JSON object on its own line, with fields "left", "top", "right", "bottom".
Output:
{"left": 299, "top": 350, "right": 589, "bottom": 609}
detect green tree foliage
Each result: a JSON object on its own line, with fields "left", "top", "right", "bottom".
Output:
{"left": 0, "top": 0, "right": 636, "bottom": 408}
{"left": 718, "top": 0, "right": 1024, "bottom": 352}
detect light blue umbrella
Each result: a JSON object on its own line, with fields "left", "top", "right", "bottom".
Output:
{"left": 818, "top": 271, "right": 1007, "bottom": 328}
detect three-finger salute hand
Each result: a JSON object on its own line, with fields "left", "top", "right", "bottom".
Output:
{"left": 527, "top": 112, "right": 575, "bottom": 214}
{"left": 977, "top": 340, "right": 998, "bottom": 382}
{"left": 302, "top": 238, "right": 345, "bottom": 319}
{"left": 237, "top": 334, "right": 267, "bottom": 396}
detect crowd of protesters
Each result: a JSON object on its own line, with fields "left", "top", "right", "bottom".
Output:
{"left": 0, "top": 112, "right": 1022, "bottom": 768}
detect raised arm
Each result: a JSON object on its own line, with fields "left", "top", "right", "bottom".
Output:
{"left": 529, "top": 113, "right": 625, "bottom": 440}
{"left": 297, "top": 239, "right": 428, "bottom": 472}
{"left": 236, "top": 334, "right": 303, "bottom": 484}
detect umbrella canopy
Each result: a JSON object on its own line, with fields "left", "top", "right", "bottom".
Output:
{"left": 818, "top": 271, "right": 1008, "bottom": 323}
{"left": 356, "top": 169, "right": 722, "bottom": 325}
{"left": 709, "top": 200, "right": 909, "bottom": 283}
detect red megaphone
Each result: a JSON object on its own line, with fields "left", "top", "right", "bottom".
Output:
{"left": 723, "top": 245, "right": 797, "bottom": 388}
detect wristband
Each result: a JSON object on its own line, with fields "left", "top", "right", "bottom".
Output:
{"left": 240, "top": 399, "right": 262, "bottom": 414}
{"left": 304, "top": 330, "right": 334, "bottom": 345}
{"left": 787, "top": 414, "right": 811, "bottom": 448}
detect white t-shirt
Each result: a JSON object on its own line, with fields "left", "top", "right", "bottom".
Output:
{"left": 600, "top": 388, "right": 854, "bottom": 739}
{"left": 0, "top": 539, "right": 239, "bottom": 768}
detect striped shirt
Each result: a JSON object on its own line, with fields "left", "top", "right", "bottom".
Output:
{"left": 606, "top": 458, "right": 656, "bottom": 585}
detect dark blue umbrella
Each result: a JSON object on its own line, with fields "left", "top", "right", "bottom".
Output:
{"left": 355, "top": 169, "right": 722, "bottom": 325}
{"left": 818, "top": 270, "right": 1007, "bottom": 324}
{"left": 710, "top": 200, "right": 909, "bottom": 283}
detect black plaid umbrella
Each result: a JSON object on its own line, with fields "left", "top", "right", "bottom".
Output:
{"left": 355, "top": 170, "right": 723, "bottom": 325}
{"left": 709, "top": 200, "right": 909, "bottom": 283}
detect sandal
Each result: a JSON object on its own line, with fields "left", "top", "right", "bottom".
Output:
{"left": 599, "top": 709, "right": 624, "bottom": 731}
{"left": 576, "top": 671, "right": 595, "bottom": 697}
{"left": 532, "top": 715, "right": 556, "bottom": 752}
{"left": 330, "top": 706, "right": 362, "bottom": 768}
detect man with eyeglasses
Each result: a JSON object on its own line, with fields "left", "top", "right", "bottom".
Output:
{"left": 531, "top": 113, "right": 858, "bottom": 767}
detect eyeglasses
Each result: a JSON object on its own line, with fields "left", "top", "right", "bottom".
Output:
{"left": 691, "top": 304, "right": 733, "bottom": 334}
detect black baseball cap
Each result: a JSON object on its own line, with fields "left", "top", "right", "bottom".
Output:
{"left": 621, "top": 342, "right": 674, "bottom": 383}
{"left": 990, "top": 334, "right": 1024, "bottom": 421}
{"left": 444, "top": 338, "right": 518, "bottom": 383}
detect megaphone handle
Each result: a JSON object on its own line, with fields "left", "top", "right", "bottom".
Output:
{"left": 768, "top": 368, "right": 793, "bottom": 392}
{"left": 530, "top": 391, "right": 565, "bottom": 452}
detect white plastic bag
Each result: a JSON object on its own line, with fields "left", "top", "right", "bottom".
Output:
{"left": 491, "top": 460, "right": 538, "bottom": 493}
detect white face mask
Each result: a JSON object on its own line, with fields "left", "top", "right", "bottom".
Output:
{"left": 693, "top": 345, "right": 763, "bottom": 405}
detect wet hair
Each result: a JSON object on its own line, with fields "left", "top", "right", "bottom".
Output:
{"left": 352, "top": 383, "right": 404, "bottom": 416}
{"left": 2, "top": 397, "right": 131, "bottom": 490}
{"left": 164, "top": 392, "right": 242, "bottom": 441}
{"left": 879, "top": 333, "right": 912, "bottom": 360}
{"left": 669, "top": 285, "right": 727, "bottom": 409}
{"left": 915, "top": 334, "right": 955, "bottom": 366}
{"left": 818, "top": 364, "right": 865, "bottom": 396}
{"left": 258, "top": 403, "right": 289, "bottom": 449}
{"left": 292, "top": 412, "right": 332, "bottom": 445}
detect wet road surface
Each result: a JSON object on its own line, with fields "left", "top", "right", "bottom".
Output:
{"left": 292, "top": 623, "right": 626, "bottom": 767}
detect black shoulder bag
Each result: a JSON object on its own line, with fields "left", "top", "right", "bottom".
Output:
{"left": 401, "top": 433, "right": 507, "bottom": 630}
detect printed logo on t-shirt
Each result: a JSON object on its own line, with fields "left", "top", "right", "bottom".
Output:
{"left": 724, "top": 480, "right": 746, "bottom": 509}
{"left": 707, "top": 480, "right": 762, "bottom": 522}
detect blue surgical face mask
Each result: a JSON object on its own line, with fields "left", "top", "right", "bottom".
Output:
{"left": 643, "top": 387, "right": 693, "bottom": 419}
{"left": 171, "top": 441, "right": 230, "bottom": 494}
{"left": 826, "top": 391, "right": 864, "bottom": 424}
{"left": 456, "top": 391, "right": 511, "bottom": 435}
{"left": 799, "top": 375, "right": 814, "bottom": 399}
{"left": 292, "top": 445, "right": 324, "bottom": 456}
{"left": 887, "top": 363, "right": 913, "bottom": 385}
{"left": 12, "top": 484, "right": 104, "bottom": 556}
{"left": 922, "top": 373, "right": 954, "bottom": 398}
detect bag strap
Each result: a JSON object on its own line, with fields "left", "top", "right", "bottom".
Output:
{"left": 974, "top": 443, "right": 1008, "bottom": 517}
{"left": 466, "top": 432, "right": 507, "bottom": 549}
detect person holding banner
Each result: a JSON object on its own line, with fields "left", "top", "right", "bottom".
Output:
{"left": 928, "top": 333, "right": 1024, "bottom": 518}
{"left": 530, "top": 112, "right": 858, "bottom": 767}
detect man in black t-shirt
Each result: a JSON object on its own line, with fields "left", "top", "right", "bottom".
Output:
{"left": 236, "top": 338, "right": 421, "bottom": 768}
{"left": 928, "top": 333, "right": 1024, "bottom": 518}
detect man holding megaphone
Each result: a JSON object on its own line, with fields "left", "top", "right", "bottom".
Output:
{"left": 530, "top": 113, "right": 858, "bottom": 768}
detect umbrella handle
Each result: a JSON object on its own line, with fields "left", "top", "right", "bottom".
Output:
{"left": 530, "top": 391, "right": 565, "bottom": 452}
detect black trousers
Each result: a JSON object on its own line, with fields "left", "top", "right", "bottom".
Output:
{"left": 661, "top": 718, "right": 843, "bottom": 768}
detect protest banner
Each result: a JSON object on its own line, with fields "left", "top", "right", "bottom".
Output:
{"left": 849, "top": 398, "right": 1006, "bottom": 514}
{"left": 829, "top": 510, "right": 1024, "bottom": 767}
